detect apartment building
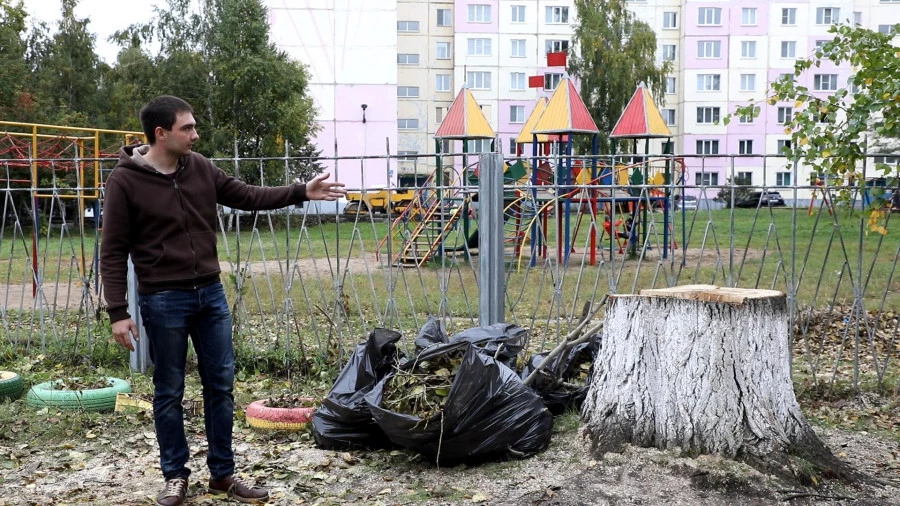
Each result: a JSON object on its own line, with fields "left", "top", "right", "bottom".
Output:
{"left": 266, "top": 0, "right": 899, "bottom": 192}
{"left": 629, "top": 0, "right": 898, "bottom": 193}
{"left": 265, "top": 0, "right": 399, "bottom": 189}
{"left": 395, "top": 1, "right": 577, "bottom": 175}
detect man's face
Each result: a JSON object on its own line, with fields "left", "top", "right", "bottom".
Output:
{"left": 158, "top": 111, "right": 199, "bottom": 156}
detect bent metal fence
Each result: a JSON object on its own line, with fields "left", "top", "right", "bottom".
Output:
{"left": 1, "top": 151, "right": 898, "bottom": 396}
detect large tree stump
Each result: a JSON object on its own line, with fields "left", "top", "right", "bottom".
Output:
{"left": 582, "top": 285, "right": 852, "bottom": 482}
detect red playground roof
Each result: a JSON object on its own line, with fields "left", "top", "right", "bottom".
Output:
{"left": 610, "top": 83, "right": 672, "bottom": 139}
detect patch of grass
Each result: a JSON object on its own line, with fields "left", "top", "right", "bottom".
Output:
{"left": 553, "top": 410, "right": 582, "bottom": 435}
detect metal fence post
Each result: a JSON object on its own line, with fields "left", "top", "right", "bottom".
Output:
{"left": 478, "top": 153, "right": 505, "bottom": 326}
{"left": 128, "top": 257, "right": 151, "bottom": 373}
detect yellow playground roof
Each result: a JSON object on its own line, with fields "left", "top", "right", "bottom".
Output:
{"left": 532, "top": 78, "right": 600, "bottom": 135}
{"left": 515, "top": 98, "right": 551, "bottom": 144}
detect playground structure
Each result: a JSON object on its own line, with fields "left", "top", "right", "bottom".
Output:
{"left": 376, "top": 80, "right": 685, "bottom": 268}
{"left": 0, "top": 121, "right": 144, "bottom": 292}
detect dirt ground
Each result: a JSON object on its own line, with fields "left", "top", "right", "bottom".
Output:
{"left": 0, "top": 410, "right": 897, "bottom": 506}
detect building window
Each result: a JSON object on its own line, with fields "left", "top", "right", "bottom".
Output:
{"left": 697, "top": 40, "right": 721, "bottom": 59}
{"left": 780, "top": 41, "right": 796, "bottom": 58}
{"left": 779, "top": 72, "right": 795, "bottom": 83}
{"left": 467, "top": 71, "right": 492, "bottom": 90}
{"left": 697, "top": 7, "right": 721, "bottom": 25}
{"left": 853, "top": 11, "right": 862, "bottom": 26}
{"left": 436, "top": 42, "right": 451, "bottom": 60}
{"left": 511, "top": 5, "right": 525, "bottom": 23}
{"left": 777, "top": 107, "right": 793, "bottom": 124}
{"left": 436, "top": 74, "right": 451, "bottom": 92}
{"left": 510, "top": 72, "right": 526, "bottom": 90}
{"left": 398, "top": 151, "right": 418, "bottom": 164}
{"left": 815, "top": 40, "right": 829, "bottom": 51}
{"left": 696, "top": 140, "right": 719, "bottom": 155}
{"left": 662, "top": 108, "right": 676, "bottom": 126}
{"left": 397, "top": 86, "right": 419, "bottom": 98}
{"left": 397, "top": 21, "right": 419, "bottom": 32}
{"left": 777, "top": 139, "right": 792, "bottom": 154}
{"left": 696, "top": 107, "right": 720, "bottom": 124}
{"left": 814, "top": 74, "right": 839, "bottom": 91}
{"left": 781, "top": 8, "right": 796, "bottom": 25}
{"left": 509, "top": 137, "right": 517, "bottom": 155}
{"left": 663, "top": 11, "right": 677, "bottom": 29}
{"left": 741, "top": 8, "right": 757, "bottom": 26}
{"left": 740, "top": 74, "right": 756, "bottom": 92}
{"left": 545, "top": 39, "right": 569, "bottom": 54}
{"left": 397, "top": 53, "right": 420, "bottom": 65}
{"left": 510, "top": 105, "right": 525, "bottom": 123}
{"left": 696, "top": 74, "right": 721, "bottom": 91}
{"left": 695, "top": 172, "right": 719, "bottom": 186}
{"left": 776, "top": 172, "right": 792, "bottom": 186}
{"left": 739, "top": 140, "right": 753, "bottom": 155}
{"left": 468, "top": 4, "right": 491, "bottom": 23}
{"left": 874, "top": 156, "right": 900, "bottom": 165}
{"left": 546, "top": 6, "right": 569, "bottom": 24}
{"left": 737, "top": 171, "right": 753, "bottom": 185}
{"left": 739, "top": 111, "right": 754, "bottom": 124}
{"left": 816, "top": 7, "right": 840, "bottom": 25}
{"left": 878, "top": 24, "right": 898, "bottom": 34}
{"left": 665, "top": 77, "right": 676, "bottom": 94}
{"left": 435, "top": 106, "right": 448, "bottom": 123}
{"left": 437, "top": 8, "right": 452, "bottom": 27}
{"left": 662, "top": 44, "right": 676, "bottom": 61}
{"left": 467, "top": 38, "right": 492, "bottom": 56}
{"left": 398, "top": 119, "right": 419, "bottom": 130}
{"left": 544, "top": 72, "right": 563, "bottom": 90}
{"left": 468, "top": 139, "right": 492, "bottom": 153}
{"left": 741, "top": 41, "right": 757, "bottom": 58}
{"left": 511, "top": 39, "right": 526, "bottom": 57}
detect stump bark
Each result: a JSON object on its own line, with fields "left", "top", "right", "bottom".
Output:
{"left": 582, "top": 285, "right": 852, "bottom": 482}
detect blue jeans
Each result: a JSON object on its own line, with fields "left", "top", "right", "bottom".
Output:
{"left": 139, "top": 281, "right": 235, "bottom": 481}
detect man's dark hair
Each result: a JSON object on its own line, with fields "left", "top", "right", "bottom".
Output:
{"left": 140, "top": 96, "right": 194, "bottom": 144}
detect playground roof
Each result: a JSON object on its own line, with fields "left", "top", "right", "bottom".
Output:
{"left": 610, "top": 84, "right": 672, "bottom": 139}
{"left": 532, "top": 78, "right": 599, "bottom": 135}
{"left": 435, "top": 88, "right": 496, "bottom": 140}
{"left": 515, "top": 98, "right": 555, "bottom": 144}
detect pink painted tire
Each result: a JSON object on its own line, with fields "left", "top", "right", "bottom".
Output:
{"left": 245, "top": 398, "right": 316, "bottom": 431}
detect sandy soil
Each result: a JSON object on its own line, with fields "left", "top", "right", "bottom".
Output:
{"left": 0, "top": 416, "right": 896, "bottom": 506}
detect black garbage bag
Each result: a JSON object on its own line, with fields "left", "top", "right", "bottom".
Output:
{"left": 365, "top": 342, "right": 553, "bottom": 465}
{"left": 521, "top": 333, "right": 602, "bottom": 415}
{"left": 311, "top": 328, "right": 404, "bottom": 450}
{"left": 448, "top": 322, "right": 528, "bottom": 369}
{"left": 414, "top": 316, "right": 448, "bottom": 352}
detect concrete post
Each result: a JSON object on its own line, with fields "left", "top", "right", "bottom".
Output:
{"left": 478, "top": 153, "right": 506, "bottom": 326}
{"left": 128, "top": 257, "right": 151, "bottom": 373}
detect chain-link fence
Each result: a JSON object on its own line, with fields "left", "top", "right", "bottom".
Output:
{"left": 1, "top": 151, "right": 898, "bottom": 395}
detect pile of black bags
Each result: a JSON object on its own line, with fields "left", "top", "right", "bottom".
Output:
{"left": 311, "top": 318, "right": 600, "bottom": 465}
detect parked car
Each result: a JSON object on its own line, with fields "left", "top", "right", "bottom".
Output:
{"left": 675, "top": 195, "right": 698, "bottom": 210}
{"left": 735, "top": 191, "right": 786, "bottom": 208}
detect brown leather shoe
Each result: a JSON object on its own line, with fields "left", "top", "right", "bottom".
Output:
{"left": 208, "top": 475, "right": 269, "bottom": 504}
{"left": 156, "top": 477, "right": 187, "bottom": 506}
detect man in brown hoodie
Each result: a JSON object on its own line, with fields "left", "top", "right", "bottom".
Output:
{"left": 101, "top": 95, "right": 345, "bottom": 505}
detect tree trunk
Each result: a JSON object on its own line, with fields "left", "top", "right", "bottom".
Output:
{"left": 582, "top": 285, "right": 852, "bottom": 482}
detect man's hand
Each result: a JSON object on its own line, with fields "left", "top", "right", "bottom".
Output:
{"left": 300, "top": 173, "right": 346, "bottom": 201}
{"left": 112, "top": 318, "right": 139, "bottom": 351}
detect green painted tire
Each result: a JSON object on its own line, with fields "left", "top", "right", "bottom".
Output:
{"left": 0, "top": 371, "right": 24, "bottom": 400}
{"left": 26, "top": 377, "right": 132, "bottom": 412}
